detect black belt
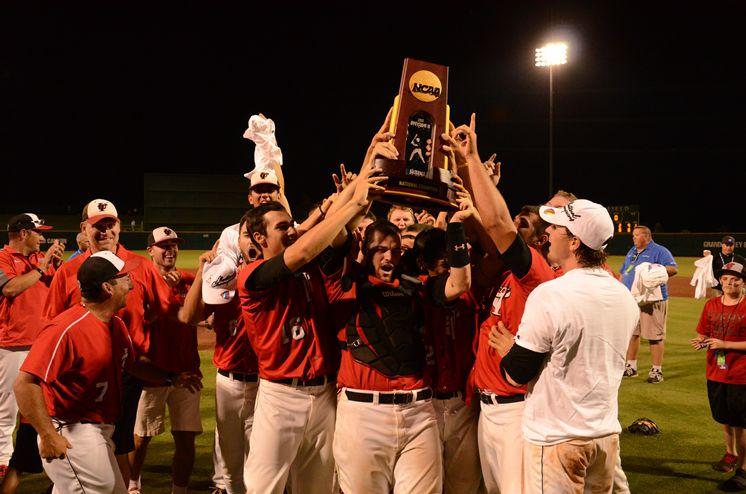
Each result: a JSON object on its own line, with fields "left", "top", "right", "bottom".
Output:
{"left": 345, "top": 388, "right": 433, "bottom": 405}
{"left": 273, "top": 374, "right": 335, "bottom": 387}
{"left": 218, "top": 370, "right": 258, "bottom": 382}
{"left": 480, "top": 392, "right": 525, "bottom": 405}
{"left": 435, "top": 391, "right": 461, "bottom": 400}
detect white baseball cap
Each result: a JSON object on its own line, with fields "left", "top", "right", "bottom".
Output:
{"left": 148, "top": 226, "right": 183, "bottom": 247}
{"left": 245, "top": 169, "right": 280, "bottom": 190}
{"left": 202, "top": 255, "right": 237, "bottom": 305}
{"left": 539, "top": 199, "right": 614, "bottom": 251}
{"left": 83, "top": 199, "right": 119, "bottom": 224}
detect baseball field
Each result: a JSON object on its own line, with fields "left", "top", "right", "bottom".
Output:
{"left": 18, "top": 254, "right": 727, "bottom": 493}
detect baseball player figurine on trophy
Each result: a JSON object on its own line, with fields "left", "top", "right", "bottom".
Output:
{"left": 374, "top": 58, "right": 458, "bottom": 211}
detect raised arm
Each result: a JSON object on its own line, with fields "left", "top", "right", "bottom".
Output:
{"left": 441, "top": 192, "right": 474, "bottom": 301}
{"left": 177, "top": 251, "right": 213, "bottom": 325}
{"left": 283, "top": 171, "right": 386, "bottom": 273}
{"left": 442, "top": 114, "right": 517, "bottom": 255}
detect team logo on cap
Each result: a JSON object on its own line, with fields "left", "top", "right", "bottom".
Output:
{"left": 409, "top": 70, "right": 442, "bottom": 103}
{"left": 562, "top": 204, "right": 582, "bottom": 222}
{"left": 725, "top": 262, "right": 735, "bottom": 270}
{"left": 260, "top": 172, "right": 268, "bottom": 179}
{"left": 97, "top": 202, "right": 108, "bottom": 212}
{"left": 163, "top": 228, "right": 172, "bottom": 236}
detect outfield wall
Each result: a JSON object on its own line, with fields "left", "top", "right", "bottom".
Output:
{"left": 17, "top": 231, "right": 746, "bottom": 258}
{"left": 41, "top": 231, "right": 222, "bottom": 251}
{"left": 606, "top": 233, "right": 745, "bottom": 257}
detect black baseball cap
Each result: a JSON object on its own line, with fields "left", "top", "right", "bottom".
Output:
{"left": 7, "top": 213, "right": 53, "bottom": 232}
{"left": 77, "top": 251, "right": 140, "bottom": 299}
{"left": 722, "top": 235, "right": 736, "bottom": 246}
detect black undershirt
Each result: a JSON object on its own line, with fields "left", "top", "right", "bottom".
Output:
{"left": 244, "top": 254, "right": 292, "bottom": 291}
{"left": 500, "top": 344, "right": 548, "bottom": 386}
{"left": 501, "top": 234, "right": 533, "bottom": 280}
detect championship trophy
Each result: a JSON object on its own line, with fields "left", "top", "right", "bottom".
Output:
{"left": 374, "top": 58, "right": 457, "bottom": 210}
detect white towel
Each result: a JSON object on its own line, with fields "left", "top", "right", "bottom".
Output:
{"left": 690, "top": 255, "right": 717, "bottom": 299}
{"left": 631, "top": 262, "right": 666, "bottom": 305}
{"left": 243, "top": 114, "right": 283, "bottom": 179}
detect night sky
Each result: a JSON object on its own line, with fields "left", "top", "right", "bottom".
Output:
{"left": 1, "top": 2, "right": 744, "bottom": 231}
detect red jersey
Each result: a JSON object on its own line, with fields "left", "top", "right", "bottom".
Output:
{"left": 210, "top": 296, "right": 258, "bottom": 373}
{"left": 238, "top": 257, "right": 338, "bottom": 381}
{"left": 422, "top": 277, "right": 479, "bottom": 395}
{"left": 145, "top": 270, "right": 200, "bottom": 379}
{"left": 474, "top": 247, "right": 554, "bottom": 395}
{"left": 43, "top": 245, "right": 167, "bottom": 356}
{"left": 696, "top": 296, "right": 746, "bottom": 385}
{"left": 21, "top": 305, "right": 135, "bottom": 423}
{"left": 325, "top": 265, "right": 430, "bottom": 392}
{"left": 0, "top": 246, "right": 57, "bottom": 347}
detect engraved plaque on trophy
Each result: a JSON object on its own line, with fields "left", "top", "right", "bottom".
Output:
{"left": 374, "top": 58, "right": 457, "bottom": 210}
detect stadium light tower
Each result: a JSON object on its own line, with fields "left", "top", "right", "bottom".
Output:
{"left": 535, "top": 42, "right": 568, "bottom": 197}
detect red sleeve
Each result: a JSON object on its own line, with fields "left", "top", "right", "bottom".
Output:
{"left": 0, "top": 252, "right": 18, "bottom": 288}
{"left": 43, "top": 270, "right": 71, "bottom": 321}
{"left": 115, "top": 317, "right": 136, "bottom": 371}
{"left": 143, "top": 261, "right": 170, "bottom": 316}
{"left": 696, "top": 300, "right": 714, "bottom": 337}
{"left": 21, "top": 326, "right": 76, "bottom": 384}
{"left": 517, "top": 248, "right": 554, "bottom": 292}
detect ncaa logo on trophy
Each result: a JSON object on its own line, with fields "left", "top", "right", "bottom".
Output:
{"left": 373, "top": 58, "right": 457, "bottom": 210}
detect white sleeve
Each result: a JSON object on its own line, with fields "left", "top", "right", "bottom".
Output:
{"left": 515, "top": 286, "right": 556, "bottom": 354}
{"left": 216, "top": 224, "right": 241, "bottom": 267}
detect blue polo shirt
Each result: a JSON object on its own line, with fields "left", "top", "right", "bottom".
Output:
{"left": 620, "top": 241, "right": 677, "bottom": 300}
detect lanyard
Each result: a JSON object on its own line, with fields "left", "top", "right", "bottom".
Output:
{"left": 717, "top": 295, "right": 744, "bottom": 340}
{"left": 625, "top": 247, "right": 648, "bottom": 274}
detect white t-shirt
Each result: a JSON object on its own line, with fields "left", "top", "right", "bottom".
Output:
{"left": 515, "top": 267, "right": 639, "bottom": 446}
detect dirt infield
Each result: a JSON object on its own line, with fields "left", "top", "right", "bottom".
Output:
{"left": 668, "top": 277, "right": 695, "bottom": 297}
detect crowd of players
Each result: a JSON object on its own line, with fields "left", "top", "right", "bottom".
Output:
{"left": 0, "top": 112, "right": 744, "bottom": 494}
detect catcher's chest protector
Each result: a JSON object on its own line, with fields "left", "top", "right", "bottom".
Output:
{"left": 344, "top": 278, "right": 425, "bottom": 377}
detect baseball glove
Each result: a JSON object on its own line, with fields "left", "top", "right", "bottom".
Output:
{"left": 627, "top": 417, "right": 661, "bottom": 435}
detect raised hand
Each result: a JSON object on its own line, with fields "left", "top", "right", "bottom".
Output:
{"left": 199, "top": 250, "right": 216, "bottom": 266}
{"left": 450, "top": 179, "right": 476, "bottom": 223}
{"left": 352, "top": 174, "right": 388, "bottom": 208}
{"left": 363, "top": 108, "right": 396, "bottom": 168}
{"left": 332, "top": 163, "right": 357, "bottom": 193}
{"left": 441, "top": 113, "right": 480, "bottom": 166}
{"left": 43, "top": 240, "right": 65, "bottom": 270}
{"left": 484, "top": 153, "right": 501, "bottom": 185}
{"left": 416, "top": 210, "right": 436, "bottom": 226}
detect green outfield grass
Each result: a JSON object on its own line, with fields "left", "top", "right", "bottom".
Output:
{"left": 18, "top": 253, "right": 717, "bottom": 492}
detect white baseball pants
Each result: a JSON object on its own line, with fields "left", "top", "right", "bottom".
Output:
{"left": 215, "top": 372, "right": 259, "bottom": 494}
{"left": 478, "top": 398, "right": 524, "bottom": 494}
{"left": 42, "top": 422, "right": 126, "bottom": 494}
{"left": 212, "top": 425, "right": 229, "bottom": 489}
{"left": 434, "top": 396, "right": 483, "bottom": 493}
{"left": 522, "top": 433, "right": 620, "bottom": 494}
{"left": 334, "top": 388, "right": 443, "bottom": 493}
{"left": 0, "top": 348, "right": 28, "bottom": 465}
{"left": 244, "top": 379, "right": 337, "bottom": 494}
